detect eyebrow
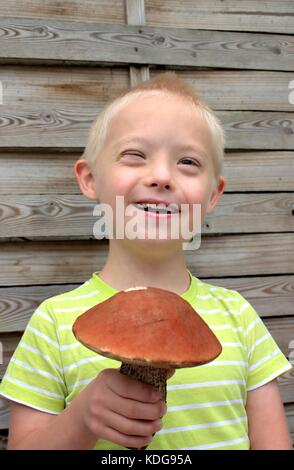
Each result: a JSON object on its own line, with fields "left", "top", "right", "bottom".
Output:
{"left": 116, "top": 137, "right": 208, "bottom": 158}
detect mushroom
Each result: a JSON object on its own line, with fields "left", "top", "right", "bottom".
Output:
{"left": 72, "top": 286, "right": 222, "bottom": 446}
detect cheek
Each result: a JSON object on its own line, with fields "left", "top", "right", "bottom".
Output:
{"left": 183, "top": 184, "right": 213, "bottom": 222}
{"left": 98, "top": 170, "right": 134, "bottom": 207}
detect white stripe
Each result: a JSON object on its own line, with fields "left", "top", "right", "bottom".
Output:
{"left": 27, "top": 325, "right": 79, "bottom": 351}
{"left": 244, "top": 318, "right": 261, "bottom": 337}
{"left": 19, "top": 341, "right": 63, "bottom": 372}
{"left": 168, "top": 399, "right": 244, "bottom": 412}
{"left": 196, "top": 294, "right": 212, "bottom": 300}
{"left": 206, "top": 360, "right": 248, "bottom": 367}
{"left": 222, "top": 297, "right": 241, "bottom": 302}
{"left": 240, "top": 302, "right": 251, "bottom": 313}
{"left": 4, "top": 375, "right": 64, "bottom": 399}
{"left": 221, "top": 310, "right": 242, "bottom": 317}
{"left": 53, "top": 306, "right": 88, "bottom": 313}
{"left": 63, "top": 355, "right": 106, "bottom": 372}
{"left": 209, "top": 286, "right": 227, "bottom": 292}
{"left": 211, "top": 325, "right": 243, "bottom": 332}
{"left": 0, "top": 392, "right": 60, "bottom": 415}
{"left": 181, "top": 436, "right": 249, "bottom": 450}
{"left": 222, "top": 342, "right": 247, "bottom": 351}
{"left": 11, "top": 358, "right": 63, "bottom": 384}
{"left": 167, "top": 380, "right": 245, "bottom": 391}
{"left": 249, "top": 350, "right": 280, "bottom": 372}
{"left": 158, "top": 416, "right": 247, "bottom": 435}
{"left": 196, "top": 308, "right": 221, "bottom": 315}
{"left": 197, "top": 308, "right": 242, "bottom": 316}
{"left": 196, "top": 294, "right": 240, "bottom": 302}
{"left": 68, "top": 378, "right": 93, "bottom": 392}
{"left": 60, "top": 343, "right": 80, "bottom": 351}
{"left": 247, "top": 364, "right": 293, "bottom": 391}
{"left": 35, "top": 309, "right": 54, "bottom": 324}
{"left": 248, "top": 333, "right": 271, "bottom": 356}
{"left": 50, "top": 291, "right": 100, "bottom": 302}
{"left": 27, "top": 326, "right": 59, "bottom": 348}
{"left": 59, "top": 325, "right": 73, "bottom": 331}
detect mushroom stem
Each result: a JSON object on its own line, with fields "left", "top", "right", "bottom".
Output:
{"left": 120, "top": 363, "right": 167, "bottom": 402}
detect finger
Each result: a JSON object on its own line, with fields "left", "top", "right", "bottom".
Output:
{"left": 166, "top": 368, "right": 176, "bottom": 380}
{"left": 102, "top": 425, "right": 153, "bottom": 450}
{"left": 104, "top": 408, "right": 163, "bottom": 438}
{"left": 102, "top": 368, "right": 160, "bottom": 403}
{"left": 105, "top": 388, "right": 166, "bottom": 420}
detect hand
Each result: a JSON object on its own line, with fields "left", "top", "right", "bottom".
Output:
{"left": 76, "top": 368, "right": 167, "bottom": 449}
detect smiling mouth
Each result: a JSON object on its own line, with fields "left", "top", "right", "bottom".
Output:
{"left": 132, "top": 202, "right": 180, "bottom": 215}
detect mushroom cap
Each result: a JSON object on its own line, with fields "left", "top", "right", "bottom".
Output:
{"left": 72, "top": 287, "right": 222, "bottom": 368}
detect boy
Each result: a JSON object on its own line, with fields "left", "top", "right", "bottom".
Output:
{"left": 0, "top": 73, "right": 292, "bottom": 450}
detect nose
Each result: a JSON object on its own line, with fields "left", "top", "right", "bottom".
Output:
{"left": 143, "top": 156, "right": 175, "bottom": 191}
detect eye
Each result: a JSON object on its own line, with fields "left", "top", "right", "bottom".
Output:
{"left": 179, "top": 158, "right": 198, "bottom": 167}
{"left": 121, "top": 152, "right": 144, "bottom": 160}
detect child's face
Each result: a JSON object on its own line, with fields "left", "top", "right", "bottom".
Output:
{"left": 77, "top": 92, "right": 225, "bottom": 246}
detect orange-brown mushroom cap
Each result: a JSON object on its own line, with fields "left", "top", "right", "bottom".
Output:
{"left": 73, "top": 286, "right": 222, "bottom": 368}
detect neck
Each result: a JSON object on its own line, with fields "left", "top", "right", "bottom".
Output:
{"left": 98, "top": 239, "right": 191, "bottom": 295}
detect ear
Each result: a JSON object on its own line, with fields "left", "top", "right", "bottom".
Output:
{"left": 206, "top": 176, "right": 226, "bottom": 214}
{"left": 74, "top": 159, "right": 98, "bottom": 201}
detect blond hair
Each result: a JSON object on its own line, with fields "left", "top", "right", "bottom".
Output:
{"left": 82, "top": 72, "right": 225, "bottom": 180}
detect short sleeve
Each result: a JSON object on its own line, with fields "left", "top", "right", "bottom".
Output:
{"left": 238, "top": 296, "right": 293, "bottom": 391}
{"left": 0, "top": 300, "right": 66, "bottom": 414}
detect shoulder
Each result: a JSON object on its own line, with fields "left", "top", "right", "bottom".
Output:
{"left": 46, "top": 277, "right": 98, "bottom": 305}
{"left": 193, "top": 276, "right": 249, "bottom": 308}
{"left": 29, "top": 276, "right": 101, "bottom": 329}
{"left": 192, "top": 276, "right": 258, "bottom": 328}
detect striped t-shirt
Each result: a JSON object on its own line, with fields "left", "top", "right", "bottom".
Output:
{"left": 0, "top": 270, "right": 292, "bottom": 450}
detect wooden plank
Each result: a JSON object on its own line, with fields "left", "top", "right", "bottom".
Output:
{"left": 0, "top": 67, "right": 294, "bottom": 149}
{"left": 224, "top": 151, "right": 294, "bottom": 192}
{"left": 0, "top": 234, "right": 293, "bottom": 286}
{"left": 0, "top": 18, "right": 293, "bottom": 71}
{"left": 1, "top": 151, "right": 293, "bottom": 195}
{"left": 126, "top": 0, "right": 150, "bottom": 86}
{"left": 151, "top": 70, "right": 294, "bottom": 111}
{"left": 205, "top": 193, "right": 294, "bottom": 234}
{"left": 0, "top": 1, "right": 126, "bottom": 24}
{"left": 1, "top": 276, "right": 294, "bottom": 333}
{"left": 0, "top": 333, "right": 22, "bottom": 381}
{"left": 263, "top": 318, "right": 294, "bottom": 361}
{"left": 0, "top": 397, "right": 9, "bottom": 430}
{"left": 0, "top": 193, "right": 293, "bottom": 240}
{"left": 1, "top": 318, "right": 293, "bottom": 401}
{"left": 126, "top": 0, "right": 145, "bottom": 25}
{"left": 0, "top": 108, "right": 293, "bottom": 149}
{"left": 207, "top": 276, "right": 294, "bottom": 319}
{"left": 146, "top": 0, "right": 294, "bottom": 34}
{"left": 0, "top": 284, "right": 78, "bottom": 333}
{"left": 0, "top": 431, "right": 8, "bottom": 449}
{"left": 0, "top": 66, "right": 129, "bottom": 109}
{"left": 217, "top": 111, "right": 294, "bottom": 150}
{"left": 0, "top": 153, "right": 80, "bottom": 195}
{"left": 1, "top": 66, "right": 294, "bottom": 112}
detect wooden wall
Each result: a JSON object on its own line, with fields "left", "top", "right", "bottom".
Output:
{"left": 0, "top": 0, "right": 293, "bottom": 449}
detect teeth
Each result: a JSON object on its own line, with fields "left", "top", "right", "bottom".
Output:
{"left": 134, "top": 203, "right": 178, "bottom": 214}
